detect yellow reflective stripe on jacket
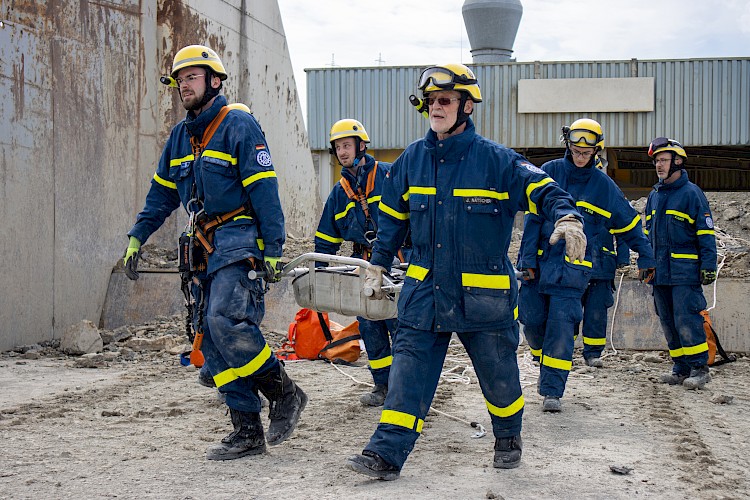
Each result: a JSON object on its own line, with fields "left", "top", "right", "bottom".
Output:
{"left": 335, "top": 201, "right": 356, "bottom": 220}
{"left": 233, "top": 215, "right": 253, "bottom": 222}
{"left": 697, "top": 230, "right": 715, "bottom": 236}
{"left": 256, "top": 238, "right": 265, "bottom": 250}
{"left": 169, "top": 154, "right": 195, "bottom": 167}
{"left": 666, "top": 209, "right": 695, "bottom": 224}
{"left": 537, "top": 249, "right": 544, "bottom": 256}
{"left": 530, "top": 347, "right": 542, "bottom": 358}
{"left": 461, "top": 273, "right": 511, "bottom": 289}
{"left": 542, "top": 354, "right": 572, "bottom": 371}
{"left": 670, "top": 253, "right": 698, "bottom": 259}
{"left": 379, "top": 201, "right": 409, "bottom": 220}
{"left": 380, "top": 409, "right": 424, "bottom": 433}
{"left": 453, "top": 189, "right": 509, "bottom": 200}
{"left": 367, "top": 195, "right": 382, "bottom": 204}
{"left": 564, "top": 256, "right": 593, "bottom": 268}
{"left": 369, "top": 355, "right": 393, "bottom": 370}
{"left": 514, "top": 305, "right": 518, "bottom": 320}
{"left": 153, "top": 173, "right": 177, "bottom": 189}
{"left": 611, "top": 214, "right": 641, "bottom": 234}
{"left": 583, "top": 336, "right": 606, "bottom": 346}
{"left": 202, "top": 149, "right": 238, "bottom": 165}
{"left": 602, "top": 247, "right": 616, "bottom": 255}
{"left": 485, "top": 394, "right": 524, "bottom": 418}
{"left": 213, "top": 344, "right": 272, "bottom": 388}
{"left": 576, "top": 201, "right": 611, "bottom": 219}
{"left": 525, "top": 177, "right": 554, "bottom": 215}
{"left": 315, "top": 231, "right": 344, "bottom": 244}
{"left": 405, "top": 186, "right": 437, "bottom": 199}
{"left": 242, "top": 170, "right": 277, "bottom": 187}
{"left": 406, "top": 264, "right": 429, "bottom": 281}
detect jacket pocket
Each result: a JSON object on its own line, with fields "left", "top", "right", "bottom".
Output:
{"left": 669, "top": 249, "right": 700, "bottom": 282}
{"left": 461, "top": 258, "right": 511, "bottom": 323}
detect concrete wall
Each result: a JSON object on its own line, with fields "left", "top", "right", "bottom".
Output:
{"left": 0, "top": 0, "right": 317, "bottom": 351}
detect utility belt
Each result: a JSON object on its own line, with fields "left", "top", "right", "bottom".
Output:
{"left": 179, "top": 202, "right": 255, "bottom": 273}
{"left": 353, "top": 242, "right": 372, "bottom": 262}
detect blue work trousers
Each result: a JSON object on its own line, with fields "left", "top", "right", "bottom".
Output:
{"left": 652, "top": 284, "right": 708, "bottom": 374}
{"left": 579, "top": 279, "right": 615, "bottom": 360}
{"left": 357, "top": 317, "right": 398, "bottom": 386}
{"left": 518, "top": 281, "right": 582, "bottom": 398}
{"left": 196, "top": 260, "right": 279, "bottom": 413}
{"left": 364, "top": 324, "right": 524, "bottom": 469}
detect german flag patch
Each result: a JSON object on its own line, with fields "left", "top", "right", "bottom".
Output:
{"left": 255, "top": 144, "right": 266, "bottom": 150}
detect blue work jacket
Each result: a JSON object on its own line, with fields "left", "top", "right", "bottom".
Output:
{"left": 370, "top": 120, "right": 580, "bottom": 333}
{"left": 645, "top": 170, "right": 717, "bottom": 285}
{"left": 314, "top": 154, "right": 392, "bottom": 258}
{"left": 518, "top": 152, "right": 655, "bottom": 295}
{"left": 128, "top": 96, "right": 285, "bottom": 274}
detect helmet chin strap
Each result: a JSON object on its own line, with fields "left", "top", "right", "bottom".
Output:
{"left": 667, "top": 153, "right": 683, "bottom": 178}
{"left": 446, "top": 94, "right": 470, "bottom": 135}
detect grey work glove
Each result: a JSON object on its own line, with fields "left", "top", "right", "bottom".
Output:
{"left": 363, "top": 265, "right": 386, "bottom": 299}
{"left": 549, "top": 214, "right": 587, "bottom": 263}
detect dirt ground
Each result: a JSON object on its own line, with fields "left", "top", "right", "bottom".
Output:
{"left": 4, "top": 191, "right": 749, "bottom": 499}
{"left": 1, "top": 321, "right": 749, "bottom": 500}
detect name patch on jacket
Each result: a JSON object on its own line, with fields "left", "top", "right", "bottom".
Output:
{"left": 464, "top": 197, "right": 494, "bottom": 204}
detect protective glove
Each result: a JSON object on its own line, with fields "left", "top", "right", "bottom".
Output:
{"left": 263, "top": 256, "right": 283, "bottom": 283}
{"left": 363, "top": 265, "right": 386, "bottom": 300}
{"left": 549, "top": 214, "right": 587, "bottom": 263}
{"left": 123, "top": 236, "right": 141, "bottom": 281}
{"left": 701, "top": 269, "right": 717, "bottom": 285}
{"left": 521, "top": 268, "right": 536, "bottom": 281}
{"left": 638, "top": 268, "right": 655, "bottom": 284}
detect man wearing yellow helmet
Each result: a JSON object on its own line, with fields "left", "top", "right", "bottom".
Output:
{"left": 645, "top": 137, "right": 717, "bottom": 389}
{"left": 123, "top": 45, "right": 307, "bottom": 461}
{"left": 346, "top": 64, "right": 587, "bottom": 478}
{"left": 517, "top": 118, "right": 655, "bottom": 413}
{"left": 314, "top": 119, "right": 399, "bottom": 406}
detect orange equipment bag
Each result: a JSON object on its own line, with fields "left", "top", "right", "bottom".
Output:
{"left": 700, "top": 310, "right": 736, "bottom": 366}
{"left": 277, "top": 308, "right": 361, "bottom": 364}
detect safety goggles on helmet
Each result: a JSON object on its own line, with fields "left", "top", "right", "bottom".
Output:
{"left": 418, "top": 66, "right": 477, "bottom": 91}
{"left": 648, "top": 137, "right": 686, "bottom": 157}
{"left": 567, "top": 128, "right": 602, "bottom": 147}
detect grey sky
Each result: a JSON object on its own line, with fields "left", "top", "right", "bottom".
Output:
{"left": 277, "top": 0, "right": 750, "bottom": 121}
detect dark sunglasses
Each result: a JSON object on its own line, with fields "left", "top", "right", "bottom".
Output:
{"left": 425, "top": 96, "right": 460, "bottom": 106}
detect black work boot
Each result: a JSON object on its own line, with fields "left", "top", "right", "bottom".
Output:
{"left": 346, "top": 450, "right": 401, "bottom": 480}
{"left": 683, "top": 365, "right": 711, "bottom": 390}
{"left": 360, "top": 384, "right": 387, "bottom": 406}
{"left": 256, "top": 365, "right": 308, "bottom": 446}
{"left": 206, "top": 409, "right": 266, "bottom": 460}
{"left": 493, "top": 435, "right": 522, "bottom": 469}
{"left": 197, "top": 365, "right": 216, "bottom": 388}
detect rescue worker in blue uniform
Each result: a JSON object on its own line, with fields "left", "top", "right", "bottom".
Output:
{"left": 122, "top": 45, "right": 307, "bottom": 460}
{"left": 315, "top": 119, "right": 398, "bottom": 406}
{"left": 645, "top": 137, "right": 717, "bottom": 389}
{"left": 345, "top": 64, "right": 587, "bottom": 479}
{"left": 517, "top": 119, "right": 656, "bottom": 413}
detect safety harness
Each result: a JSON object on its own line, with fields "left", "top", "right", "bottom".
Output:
{"left": 179, "top": 105, "right": 255, "bottom": 366}
{"left": 339, "top": 163, "right": 378, "bottom": 261}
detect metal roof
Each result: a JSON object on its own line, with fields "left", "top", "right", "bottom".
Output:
{"left": 307, "top": 58, "right": 750, "bottom": 151}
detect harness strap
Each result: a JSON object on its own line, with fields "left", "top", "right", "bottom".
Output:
{"left": 190, "top": 105, "right": 231, "bottom": 157}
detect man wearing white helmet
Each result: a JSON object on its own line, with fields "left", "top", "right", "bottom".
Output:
{"left": 123, "top": 45, "right": 306, "bottom": 461}
{"left": 346, "top": 63, "right": 586, "bottom": 478}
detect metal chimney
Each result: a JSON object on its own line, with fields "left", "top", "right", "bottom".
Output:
{"left": 462, "top": 0, "right": 523, "bottom": 63}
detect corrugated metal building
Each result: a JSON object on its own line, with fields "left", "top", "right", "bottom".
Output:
{"left": 307, "top": 58, "right": 750, "bottom": 199}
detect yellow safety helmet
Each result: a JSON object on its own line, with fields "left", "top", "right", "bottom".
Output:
{"left": 227, "top": 103, "right": 251, "bottom": 113}
{"left": 418, "top": 63, "right": 482, "bottom": 102}
{"left": 648, "top": 137, "right": 687, "bottom": 159}
{"left": 329, "top": 119, "right": 370, "bottom": 144}
{"left": 170, "top": 45, "right": 227, "bottom": 80}
{"left": 563, "top": 118, "right": 604, "bottom": 151}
